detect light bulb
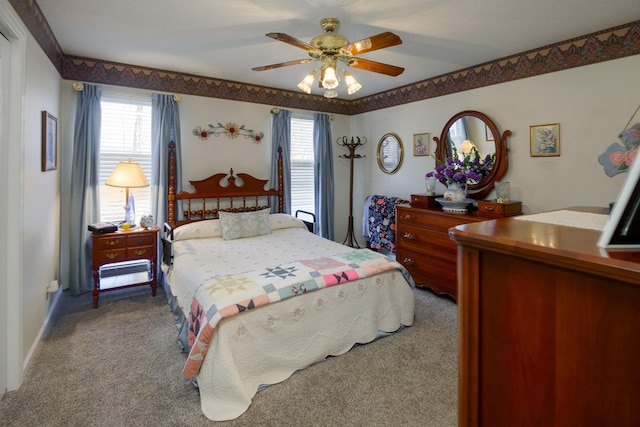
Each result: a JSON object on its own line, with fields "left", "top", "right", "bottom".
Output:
{"left": 321, "top": 66, "right": 338, "bottom": 89}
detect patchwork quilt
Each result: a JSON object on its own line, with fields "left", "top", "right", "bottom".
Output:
{"left": 183, "top": 249, "right": 409, "bottom": 378}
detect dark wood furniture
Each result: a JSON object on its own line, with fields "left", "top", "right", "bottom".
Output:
{"left": 166, "top": 141, "right": 284, "bottom": 229}
{"left": 90, "top": 227, "right": 158, "bottom": 308}
{"left": 450, "top": 207, "right": 640, "bottom": 427}
{"left": 396, "top": 205, "right": 482, "bottom": 299}
{"left": 396, "top": 201, "right": 521, "bottom": 299}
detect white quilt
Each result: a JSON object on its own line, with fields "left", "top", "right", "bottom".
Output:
{"left": 164, "top": 216, "right": 415, "bottom": 421}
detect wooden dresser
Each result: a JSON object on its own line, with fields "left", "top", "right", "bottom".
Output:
{"left": 396, "top": 199, "right": 521, "bottom": 299}
{"left": 91, "top": 227, "right": 158, "bottom": 308}
{"left": 450, "top": 208, "right": 640, "bottom": 426}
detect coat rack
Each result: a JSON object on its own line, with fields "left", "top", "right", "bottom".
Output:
{"left": 337, "top": 136, "right": 367, "bottom": 248}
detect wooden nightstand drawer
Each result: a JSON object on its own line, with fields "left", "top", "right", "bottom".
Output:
{"left": 477, "top": 200, "right": 522, "bottom": 218}
{"left": 95, "top": 248, "right": 127, "bottom": 264}
{"left": 127, "top": 245, "right": 154, "bottom": 260}
{"left": 126, "top": 233, "right": 154, "bottom": 247}
{"left": 96, "top": 235, "right": 126, "bottom": 249}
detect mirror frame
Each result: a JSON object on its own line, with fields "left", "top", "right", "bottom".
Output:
{"left": 433, "top": 110, "right": 511, "bottom": 199}
{"left": 376, "top": 132, "right": 404, "bottom": 174}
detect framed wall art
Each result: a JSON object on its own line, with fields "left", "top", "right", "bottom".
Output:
{"left": 41, "top": 111, "right": 58, "bottom": 171}
{"left": 412, "top": 132, "right": 430, "bottom": 156}
{"left": 485, "top": 125, "right": 494, "bottom": 141}
{"left": 530, "top": 123, "right": 560, "bottom": 157}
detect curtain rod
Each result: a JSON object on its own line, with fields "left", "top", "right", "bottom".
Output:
{"left": 271, "top": 107, "right": 334, "bottom": 120}
{"left": 71, "top": 81, "right": 182, "bottom": 102}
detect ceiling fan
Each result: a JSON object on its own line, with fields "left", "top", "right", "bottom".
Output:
{"left": 252, "top": 18, "right": 404, "bottom": 98}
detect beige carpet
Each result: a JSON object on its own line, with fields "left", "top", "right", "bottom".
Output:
{"left": 0, "top": 286, "right": 457, "bottom": 426}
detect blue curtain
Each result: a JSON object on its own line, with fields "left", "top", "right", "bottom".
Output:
{"left": 313, "top": 113, "right": 334, "bottom": 239}
{"left": 66, "top": 84, "right": 102, "bottom": 294}
{"left": 270, "top": 109, "right": 291, "bottom": 213}
{"left": 151, "top": 94, "right": 182, "bottom": 230}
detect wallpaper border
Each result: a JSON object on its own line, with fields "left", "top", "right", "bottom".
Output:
{"left": 9, "top": 0, "right": 639, "bottom": 115}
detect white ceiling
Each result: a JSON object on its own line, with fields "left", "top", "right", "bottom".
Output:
{"left": 37, "top": 0, "right": 640, "bottom": 99}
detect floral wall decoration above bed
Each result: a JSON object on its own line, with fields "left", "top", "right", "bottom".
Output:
{"left": 193, "top": 122, "right": 264, "bottom": 143}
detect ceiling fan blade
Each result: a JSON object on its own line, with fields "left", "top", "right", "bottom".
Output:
{"left": 252, "top": 59, "right": 313, "bottom": 71}
{"left": 266, "top": 33, "right": 319, "bottom": 52}
{"left": 344, "top": 32, "right": 402, "bottom": 55}
{"left": 350, "top": 58, "right": 404, "bottom": 76}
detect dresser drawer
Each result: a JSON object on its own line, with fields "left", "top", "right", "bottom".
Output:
{"left": 477, "top": 200, "right": 522, "bottom": 218}
{"left": 95, "top": 248, "right": 127, "bottom": 264}
{"left": 96, "top": 235, "right": 127, "bottom": 250}
{"left": 127, "top": 245, "right": 155, "bottom": 260}
{"left": 126, "top": 233, "right": 155, "bottom": 247}
{"left": 397, "top": 247, "right": 457, "bottom": 298}
{"left": 397, "top": 224, "right": 457, "bottom": 261}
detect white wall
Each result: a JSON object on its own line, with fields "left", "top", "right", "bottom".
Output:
{"left": 21, "top": 34, "right": 62, "bottom": 365}
{"left": 178, "top": 94, "right": 352, "bottom": 242}
{"left": 350, "top": 55, "right": 640, "bottom": 233}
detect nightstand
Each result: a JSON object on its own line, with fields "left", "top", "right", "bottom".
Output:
{"left": 90, "top": 227, "right": 158, "bottom": 308}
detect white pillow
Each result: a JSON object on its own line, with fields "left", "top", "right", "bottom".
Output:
{"left": 172, "top": 219, "right": 222, "bottom": 241}
{"left": 269, "top": 213, "right": 308, "bottom": 231}
{"left": 219, "top": 208, "right": 272, "bottom": 240}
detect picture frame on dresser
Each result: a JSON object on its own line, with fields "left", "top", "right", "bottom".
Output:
{"left": 598, "top": 155, "right": 640, "bottom": 249}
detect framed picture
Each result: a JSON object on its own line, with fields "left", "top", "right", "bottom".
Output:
{"left": 41, "top": 111, "right": 58, "bottom": 171}
{"left": 530, "top": 123, "right": 560, "bottom": 157}
{"left": 412, "top": 132, "right": 430, "bottom": 156}
{"left": 485, "top": 125, "right": 494, "bottom": 141}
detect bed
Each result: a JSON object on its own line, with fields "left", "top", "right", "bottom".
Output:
{"left": 161, "top": 143, "right": 416, "bottom": 421}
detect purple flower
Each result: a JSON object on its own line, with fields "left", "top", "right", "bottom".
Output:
{"left": 427, "top": 146, "right": 495, "bottom": 185}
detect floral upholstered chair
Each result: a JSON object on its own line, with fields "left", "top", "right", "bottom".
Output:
{"left": 362, "top": 195, "right": 408, "bottom": 254}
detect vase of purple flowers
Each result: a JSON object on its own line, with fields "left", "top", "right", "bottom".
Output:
{"left": 426, "top": 146, "right": 495, "bottom": 200}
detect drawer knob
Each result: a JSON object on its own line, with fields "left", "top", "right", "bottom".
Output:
{"left": 404, "top": 214, "right": 415, "bottom": 220}
{"left": 135, "top": 238, "right": 146, "bottom": 244}
{"left": 106, "top": 240, "right": 118, "bottom": 246}
{"left": 402, "top": 258, "right": 416, "bottom": 266}
{"left": 106, "top": 253, "right": 118, "bottom": 259}
{"left": 403, "top": 232, "right": 416, "bottom": 240}
{"left": 484, "top": 206, "right": 495, "bottom": 212}
{"left": 134, "top": 249, "right": 147, "bottom": 256}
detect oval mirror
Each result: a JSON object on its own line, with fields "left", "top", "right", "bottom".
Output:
{"left": 433, "top": 110, "right": 511, "bottom": 199}
{"left": 377, "top": 133, "right": 404, "bottom": 174}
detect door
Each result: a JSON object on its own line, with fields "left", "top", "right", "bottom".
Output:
{"left": 0, "top": 30, "right": 10, "bottom": 399}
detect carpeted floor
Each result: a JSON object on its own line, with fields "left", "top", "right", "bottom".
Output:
{"left": 0, "top": 286, "right": 458, "bottom": 426}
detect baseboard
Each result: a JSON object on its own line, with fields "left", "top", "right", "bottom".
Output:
{"left": 22, "top": 286, "right": 63, "bottom": 374}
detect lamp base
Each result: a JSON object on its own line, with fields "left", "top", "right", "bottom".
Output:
{"left": 124, "top": 193, "right": 136, "bottom": 225}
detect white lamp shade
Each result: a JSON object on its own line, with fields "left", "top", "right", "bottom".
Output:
{"left": 460, "top": 140, "right": 476, "bottom": 155}
{"left": 105, "top": 159, "right": 149, "bottom": 188}
{"left": 321, "top": 66, "right": 339, "bottom": 89}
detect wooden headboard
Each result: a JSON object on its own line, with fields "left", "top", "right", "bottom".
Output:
{"left": 166, "top": 141, "right": 284, "bottom": 228}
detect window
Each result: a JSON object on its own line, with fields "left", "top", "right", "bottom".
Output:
{"left": 290, "top": 117, "right": 315, "bottom": 216}
{"left": 99, "top": 92, "right": 152, "bottom": 223}
{"left": 448, "top": 117, "right": 468, "bottom": 155}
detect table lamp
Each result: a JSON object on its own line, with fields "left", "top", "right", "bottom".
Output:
{"left": 105, "top": 158, "right": 149, "bottom": 226}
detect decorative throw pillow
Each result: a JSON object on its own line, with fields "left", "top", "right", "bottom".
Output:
{"left": 269, "top": 213, "right": 308, "bottom": 231}
{"left": 172, "top": 219, "right": 223, "bottom": 241}
{"left": 219, "top": 208, "right": 272, "bottom": 240}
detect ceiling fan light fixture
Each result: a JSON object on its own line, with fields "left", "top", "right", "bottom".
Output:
{"left": 297, "top": 70, "right": 316, "bottom": 94}
{"left": 324, "top": 88, "right": 338, "bottom": 98}
{"left": 321, "top": 66, "right": 339, "bottom": 89}
{"left": 343, "top": 71, "right": 362, "bottom": 95}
